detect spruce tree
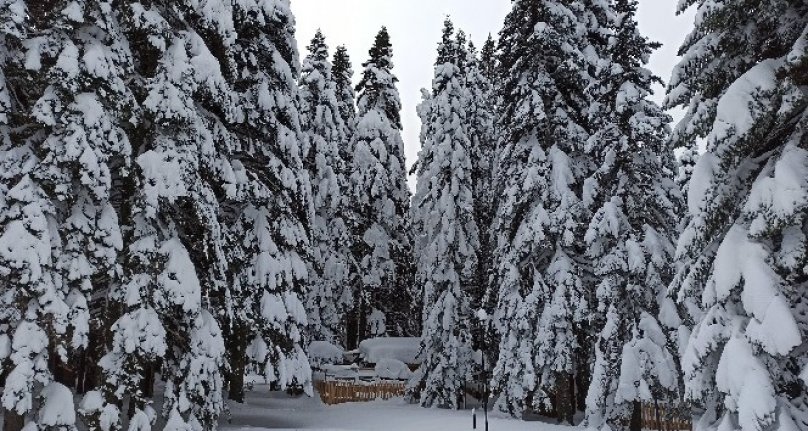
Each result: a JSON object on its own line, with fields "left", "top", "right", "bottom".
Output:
{"left": 0, "top": 1, "right": 134, "bottom": 429}
{"left": 299, "top": 30, "right": 352, "bottom": 345}
{"left": 332, "top": 45, "right": 357, "bottom": 143}
{"left": 463, "top": 38, "right": 497, "bottom": 318}
{"left": 226, "top": 0, "right": 313, "bottom": 400}
{"left": 479, "top": 35, "right": 497, "bottom": 83}
{"left": 410, "top": 18, "right": 478, "bottom": 409}
{"left": 489, "top": 0, "right": 598, "bottom": 420}
{"left": 667, "top": 1, "right": 808, "bottom": 430}
{"left": 349, "top": 27, "right": 414, "bottom": 346}
{"left": 90, "top": 2, "right": 234, "bottom": 429}
{"left": 582, "top": 1, "right": 683, "bottom": 429}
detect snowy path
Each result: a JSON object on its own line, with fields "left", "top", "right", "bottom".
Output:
{"left": 222, "top": 385, "right": 580, "bottom": 431}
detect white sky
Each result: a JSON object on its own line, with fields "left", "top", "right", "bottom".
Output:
{"left": 292, "top": 1, "right": 697, "bottom": 186}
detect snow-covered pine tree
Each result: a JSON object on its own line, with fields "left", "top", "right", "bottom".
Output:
{"left": 299, "top": 30, "right": 352, "bottom": 345}
{"left": 463, "top": 36, "right": 497, "bottom": 318}
{"left": 225, "top": 0, "right": 312, "bottom": 401}
{"left": 348, "top": 27, "right": 414, "bottom": 346}
{"left": 332, "top": 45, "right": 357, "bottom": 144}
{"left": 489, "top": 0, "right": 597, "bottom": 420}
{"left": 581, "top": 1, "right": 683, "bottom": 430}
{"left": 88, "top": 2, "right": 236, "bottom": 429}
{"left": 0, "top": 1, "right": 135, "bottom": 430}
{"left": 479, "top": 34, "right": 497, "bottom": 84}
{"left": 666, "top": 1, "right": 808, "bottom": 430}
{"left": 0, "top": 9, "right": 64, "bottom": 431}
{"left": 410, "top": 18, "right": 478, "bottom": 409}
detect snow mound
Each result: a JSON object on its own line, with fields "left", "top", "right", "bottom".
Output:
{"left": 374, "top": 358, "right": 412, "bottom": 380}
{"left": 358, "top": 337, "right": 421, "bottom": 365}
{"left": 309, "top": 341, "right": 345, "bottom": 368}
{"left": 321, "top": 364, "right": 359, "bottom": 380}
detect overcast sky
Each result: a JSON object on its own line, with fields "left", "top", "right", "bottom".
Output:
{"left": 291, "top": 1, "right": 697, "bottom": 186}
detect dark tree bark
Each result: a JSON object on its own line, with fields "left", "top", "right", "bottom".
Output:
{"left": 555, "top": 372, "right": 575, "bottom": 425}
{"left": 228, "top": 322, "right": 247, "bottom": 403}
{"left": 346, "top": 295, "right": 367, "bottom": 350}
{"left": 3, "top": 408, "right": 24, "bottom": 431}
{"left": 630, "top": 401, "right": 643, "bottom": 431}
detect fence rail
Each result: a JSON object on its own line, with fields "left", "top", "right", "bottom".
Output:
{"left": 315, "top": 380, "right": 407, "bottom": 405}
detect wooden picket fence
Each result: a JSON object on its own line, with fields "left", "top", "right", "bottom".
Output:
{"left": 641, "top": 403, "right": 692, "bottom": 431}
{"left": 315, "top": 380, "right": 407, "bottom": 405}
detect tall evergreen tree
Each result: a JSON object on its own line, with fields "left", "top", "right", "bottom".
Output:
{"left": 225, "top": 0, "right": 313, "bottom": 401}
{"left": 410, "top": 18, "right": 478, "bottom": 409}
{"left": 463, "top": 38, "right": 497, "bottom": 318}
{"left": 666, "top": 1, "right": 808, "bottom": 430}
{"left": 299, "top": 30, "right": 352, "bottom": 345}
{"left": 479, "top": 34, "right": 497, "bottom": 83}
{"left": 0, "top": 1, "right": 134, "bottom": 429}
{"left": 582, "top": 1, "right": 683, "bottom": 430}
{"left": 348, "top": 27, "right": 414, "bottom": 346}
{"left": 332, "top": 45, "right": 357, "bottom": 143}
{"left": 489, "top": 0, "right": 598, "bottom": 420}
{"left": 92, "top": 1, "right": 234, "bottom": 428}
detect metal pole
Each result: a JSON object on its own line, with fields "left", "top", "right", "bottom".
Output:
{"left": 482, "top": 323, "right": 488, "bottom": 431}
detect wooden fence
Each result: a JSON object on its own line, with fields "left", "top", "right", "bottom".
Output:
{"left": 314, "top": 380, "right": 691, "bottom": 430}
{"left": 315, "top": 380, "right": 407, "bottom": 405}
{"left": 641, "top": 404, "right": 692, "bottom": 431}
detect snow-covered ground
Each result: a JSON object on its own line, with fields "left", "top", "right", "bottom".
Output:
{"left": 222, "top": 384, "right": 580, "bottom": 431}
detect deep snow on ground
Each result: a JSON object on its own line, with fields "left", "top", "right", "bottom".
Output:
{"left": 222, "top": 384, "right": 581, "bottom": 431}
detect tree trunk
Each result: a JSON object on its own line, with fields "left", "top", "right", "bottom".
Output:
{"left": 228, "top": 323, "right": 247, "bottom": 403}
{"left": 555, "top": 372, "right": 575, "bottom": 425}
{"left": 48, "top": 344, "right": 74, "bottom": 388}
{"left": 77, "top": 323, "right": 104, "bottom": 394}
{"left": 630, "top": 401, "right": 643, "bottom": 431}
{"left": 346, "top": 307, "right": 359, "bottom": 351}
{"left": 3, "top": 408, "right": 24, "bottom": 431}
{"left": 575, "top": 359, "right": 590, "bottom": 412}
{"left": 142, "top": 363, "right": 155, "bottom": 398}
{"left": 346, "top": 294, "right": 367, "bottom": 350}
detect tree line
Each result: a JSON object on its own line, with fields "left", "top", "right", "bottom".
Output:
{"left": 408, "top": 2, "right": 808, "bottom": 431}
{"left": 0, "top": 0, "right": 806, "bottom": 431}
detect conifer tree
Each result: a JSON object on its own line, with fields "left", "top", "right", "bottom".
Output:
{"left": 225, "top": 0, "right": 313, "bottom": 401}
{"left": 667, "top": 1, "right": 808, "bottom": 430}
{"left": 299, "top": 30, "right": 352, "bottom": 344}
{"left": 349, "top": 27, "right": 414, "bottom": 346}
{"left": 582, "top": 1, "right": 683, "bottom": 429}
{"left": 463, "top": 37, "right": 497, "bottom": 317}
{"left": 88, "top": 2, "right": 235, "bottom": 429}
{"left": 479, "top": 34, "right": 497, "bottom": 83}
{"left": 489, "top": 0, "right": 598, "bottom": 420}
{"left": 0, "top": 1, "right": 134, "bottom": 429}
{"left": 332, "top": 45, "right": 357, "bottom": 143}
{"left": 410, "top": 18, "right": 478, "bottom": 409}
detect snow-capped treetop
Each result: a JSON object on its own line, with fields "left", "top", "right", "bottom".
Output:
{"left": 332, "top": 45, "right": 356, "bottom": 133}
{"left": 356, "top": 27, "right": 401, "bottom": 129}
{"left": 479, "top": 34, "right": 497, "bottom": 83}
{"left": 435, "top": 17, "right": 457, "bottom": 67}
